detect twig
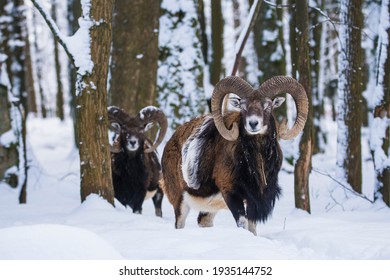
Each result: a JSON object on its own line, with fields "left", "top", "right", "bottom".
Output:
{"left": 312, "top": 167, "right": 374, "bottom": 203}
{"left": 30, "top": 0, "right": 75, "bottom": 66}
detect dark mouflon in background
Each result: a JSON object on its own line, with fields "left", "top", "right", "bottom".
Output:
{"left": 108, "top": 106, "right": 168, "bottom": 217}
{"left": 161, "top": 76, "right": 308, "bottom": 235}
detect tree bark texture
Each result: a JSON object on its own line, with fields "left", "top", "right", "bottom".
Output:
{"left": 310, "top": 0, "right": 326, "bottom": 154}
{"left": 337, "top": 0, "right": 363, "bottom": 193}
{"left": 210, "top": 0, "right": 224, "bottom": 86}
{"left": 77, "top": 0, "right": 114, "bottom": 205}
{"left": 1, "top": 0, "right": 28, "bottom": 203}
{"left": 293, "top": 0, "right": 312, "bottom": 213}
{"left": 109, "top": 0, "right": 160, "bottom": 115}
{"left": 0, "top": 2, "right": 18, "bottom": 189}
{"left": 0, "top": 83, "right": 18, "bottom": 188}
{"left": 195, "top": 0, "right": 208, "bottom": 64}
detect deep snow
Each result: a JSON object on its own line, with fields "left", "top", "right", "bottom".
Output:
{"left": 0, "top": 116, "right": 390, "bottom": 260}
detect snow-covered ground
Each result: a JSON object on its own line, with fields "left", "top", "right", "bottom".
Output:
{"left": 1, "top": 117, "right": 390, "bottom": 261}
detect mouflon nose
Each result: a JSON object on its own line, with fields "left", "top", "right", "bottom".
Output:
{"left": 249, "top": 120, "right": 259, "bottom": 129}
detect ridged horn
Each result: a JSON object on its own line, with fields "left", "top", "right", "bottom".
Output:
{"left": 137, "top": 106, "right": 168, "bottom": 153}
{"left": 108, "top": 106, "right": 129, "bottom": 153}
{"left": 211, "top": 76, "right": 254, "bottom": 141}
{"left": 257, "top": 76, "right": 308, "bottom": 140}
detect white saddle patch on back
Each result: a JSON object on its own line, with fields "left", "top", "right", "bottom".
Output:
{"left": 181, "top": 116, "right": 212, "bottom": 189}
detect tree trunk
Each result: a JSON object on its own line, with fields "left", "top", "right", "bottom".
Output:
{"left": 0, "top": 72, "right": 18, "bottom": 189}
{"left": 232, "top": 0, "right": 248, "bottom": 78}
{"left": 32, "top": 11, "right": 47, "bottom": 118}
{"left": 52, "top": 1, "right": 64, "bottom": 121}
{"left": 195, "top": 0, "right": 208, "bottom": 64}
{"left": 67, "top": 0, "right": 81, "bottom": 146}
{"left": 24, "top": 30, "right": 37, "bottom": 115}
{"left": 337, "top": 0, "right": 363, "bottom": 193}
{"left": 210, "top": 0, "right": 224, "bottom": 86}
{"left": 310, "top": 0, "right": 326, "bottom": 154}
{"left": 1, "top": 0, "right": 29, "bottom": 204}
{"left": 293, "top": 0, "right": 312, "bottom": 213}
{"left": 109, "top": 0, "right": 160, "bottom": 115}
{"left": 252, "top": 0, "right": 287, "bottom": 121}
{"left": 77, "top": 0, "right": 115, "bottom": 205}
{"left": 289, "top": 0, "right": 298, "bottom": 79}
{"left": 372, "top": 0, "right": 390, "bottom": 206}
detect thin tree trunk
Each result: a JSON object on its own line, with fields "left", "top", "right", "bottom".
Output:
{"left": 32, "top": 11, "right": 47, "bottom": 118}
{"left": 310, "top": 0, "right": 326, "bottom": 154}
{"left": 289, "top": 0, "right": 297, "bottom": 79}
{"left": 24, "top": 30, "right": 37, "bottom": 115}
{"left": 109, "top": 0, "right": 160, "bottom": 115}
{"left": 67, "top": 0, "right": 81, "bottom": 147}
{"left": 233, "top": 0, "right": 248, "bottom": 77}
{"left": 337, "top": 0, "right": 363, "bottom": 193}
{"left": 210, "top": 0, "right": 223, "bottom": 86}
{"left": 52, "top": 1, "right": 64, "bottom": 121}
{"left": 293, "top": 0, "right": 312, "bottom": 213}
{"left": 195, "top": 0, "right": 208, "bottom": 64}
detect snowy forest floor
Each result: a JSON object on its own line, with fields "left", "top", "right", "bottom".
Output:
{"left": 0, "top": 117, "right": 390, "bottom": 260}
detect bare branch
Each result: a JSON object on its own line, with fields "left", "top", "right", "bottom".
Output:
{"left": 230, "top": 0, "right": 263, "bottom": 76}
{"left": 312, "top": 168, "right": 374, "bottom": 203}
{"left": 30, "top": 0, "right": 75, "bottom": 66}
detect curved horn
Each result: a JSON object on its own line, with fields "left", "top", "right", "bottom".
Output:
{"left": 108, "top": 106, "right": 131, "bottom": 125}
{"left": 211, "top": 76, "right": 254, "bottom": 141}
{"left": 107, "top": 106, "right": 129, "bottom": 153}
{"left": 137, "top": 106, "right": 168, "bottom": 153}
{"left": 257, "top": 76, "right": 308, "bottom": 140}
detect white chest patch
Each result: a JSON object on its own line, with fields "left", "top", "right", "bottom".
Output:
{"left": 183, "top": 191, "right": 227, "bottom": 212}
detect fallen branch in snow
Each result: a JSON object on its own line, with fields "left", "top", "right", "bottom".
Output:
{"left": 312, "top": 168, "right": 374, "bottom": 203}
{"left": 30, "top": 0, "right": 75, "bottom": 66}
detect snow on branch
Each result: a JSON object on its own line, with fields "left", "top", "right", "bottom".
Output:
{"left": 30, "top": 0, "right": 74, "bottom": 65}
{"left": 30, "top": 0, "right": 93, "bottom": 75}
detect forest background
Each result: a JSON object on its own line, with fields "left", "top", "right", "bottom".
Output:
{"left": 0, "top": 0, "right": 390, "bottom": 261}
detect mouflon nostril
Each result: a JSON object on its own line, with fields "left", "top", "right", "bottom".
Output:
{"left": 130, "top": 140, "right": 136, "bottom": 146}
{"left": 249, "top": 120, "right": 259, "bottom": 129}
